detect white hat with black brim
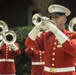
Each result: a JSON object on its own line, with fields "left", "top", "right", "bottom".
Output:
{"left": 48, "top": 4, "right": 71, "bottom": 16}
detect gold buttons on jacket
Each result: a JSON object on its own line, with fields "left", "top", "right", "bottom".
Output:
{"left": 52, "top": 58, "right": 55, "bottom": 61}
{"left": 57, "top": 45, "right": 62, "bottom": 48}
{"left": 6, "top": 49, "right": 8, "bottom": 51}
{"left": 51, "top": 38, "right": 57, "bottom": 67}
{"left": 6, "top": 46, "right": 8, "bottom": 48}
{"left": 39, "top": 53, "right": 42, "bottom": 56}
{"left": 6, "top": 54, "right": 8, "bottom": 56}
{"left": 9, "top": 48, "right": 11, "bottom": 51}
{"left": 31, "top": 48, "right": 34, "bottom": 50}
{"left": 40, "top": 60, "right": 42, "bottom": 62}
{"left": 6, "top": 57, "right": 8, "bottom": 59}
{"left": 40, "top": 56, "right": 42, "bottom": 59}
{"left": 52, "top": 63, "right": 54, "bottom": 66}
{"left": 6, "top": 51, "right": 8, "bottom": 53}
{"left": 39, "top": 51, "right": 43, "bottom": 62}
{"left": 52, "top": 52, "right": 55, "bottom": 55}
{"left": 54, "top": 42, "right": 57, "bottom": 45}
{"left": 53, "top": 47, "right": 56, "bottom": 50}
{"left": 6, "top": 46, "right": 9, "bottom": 62}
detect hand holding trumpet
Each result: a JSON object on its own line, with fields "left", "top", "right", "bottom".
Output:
{"left": 29, "top": 13, "right": 59, "bottom": 40}
{"left": 32, "top": 13, "right": 50, "bottom": 31}
{"left": 43, "top": 21, "right": 58, "bottom": 34}
{"left": 2, "top": 30, "right": 19, "bottom": 51}
{"left": 32, "top": 13, "right": 58, "bottom": 34}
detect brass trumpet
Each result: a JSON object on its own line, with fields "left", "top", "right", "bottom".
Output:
{"left": 68, "top": 17, "right": 76, "bottom": 31}
{"left": 32, "top": 13, "right": 42, "bottom": 25}
{"left": 32, "top": 13, "right": 50, "bottom": 26}
{"left": 32, "top": 13, "right": 55, "bottom": 32}
{"left": 0, "top": 20, "right": 8, "bottom": 33}
{"left": 3, "top": 30, "right": 16, "bottom": 44}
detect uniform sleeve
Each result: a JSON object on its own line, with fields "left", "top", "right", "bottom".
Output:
{"left": 62, "top": 33, "right": 76, "bottom": 56}
{"left": 14, "top": 43, "right": 21, "bottom": 56}
{"left": 25, "top": 33, "right": 44, "bottom": 51}
{"left": 25, "top": 47, "right": 41, "bottom": 56}
{"left": 39, "top": 51, "right": 44, "bottom": 57}
{"left": 25, "top": 47, "right": 33, "bottom": 56}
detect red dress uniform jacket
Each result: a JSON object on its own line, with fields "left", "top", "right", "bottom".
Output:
{"left": 25, "top": 47, "right": 44, "bottom": 75}
{"left": 0, "top": 43, "right": 21, "bottom": 75}
{"left": 25, "top": 29, "right": 76, "bottom": 75}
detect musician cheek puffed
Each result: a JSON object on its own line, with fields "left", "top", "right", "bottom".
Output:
{"left": 25, "top": 4, "right": 76, "bottom": 75}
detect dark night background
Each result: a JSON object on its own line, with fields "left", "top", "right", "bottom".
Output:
{"left": 0, "top": 0, "right": 76, "bottom": 28}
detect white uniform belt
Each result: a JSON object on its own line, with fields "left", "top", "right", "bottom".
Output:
{"left": 0, "top": 59, "right": 14, "bottom": 62}
{"left": 44, "top": 66, "right": 75, "bottom": 73}
{"left": 32, "top": 62, "right": 44, "bottom": 65}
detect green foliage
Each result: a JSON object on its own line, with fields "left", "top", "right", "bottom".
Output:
{"left": 10, "top": 26, "right": 34, "bottom": 75}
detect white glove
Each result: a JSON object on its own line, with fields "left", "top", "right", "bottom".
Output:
{"left": 29, "top": 21, "right": 46, "bottom": 40}
{"left": 0, "top": 34, "right": 3, "bottom": 41}
{"left": 44, "top": 21, "right": 69, "bottom": 44}
{"left": 11, "top": 44, "right": 19, "bottom": 51}
{"left": 28, "top": 25, "right": 40, "bottom": 40}
{"left": 29, "top": 16, "right": 50, "bottom": 40}
{"left": 0, "top": 41, "right": 4, "bottom": 49}
{"left": 44, "top": 21, "right": 58, "bottom": 33}
{"left": 0, "top": 34, "right": 3, "bottom": 49}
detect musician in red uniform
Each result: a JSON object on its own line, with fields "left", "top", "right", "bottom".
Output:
{"left": 25, "top": 4, "right": 76, "bottom": 75}
{"left": 68, "top": 17, "right": 76, "bottom": 73}
{"left": 0, "top": 30, "right": 21, "bottom": 75}
{"left": 25, "top": 47, "right": 44, "bottom": 75}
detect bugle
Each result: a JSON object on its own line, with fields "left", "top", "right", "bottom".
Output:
{"left": 32, "top": 13, "right": 43, "bottom": 25}
{"left": 32, "top": 13, "right": 50, "bottom": 25}
{"left": 0, "top": 20, "right": 8, "bottom": 33}
{"left": 68, "top": 17, "right": 76, "bottom": 31}
{"left": 3, "top": 30, "right": 16, "bottom": 44}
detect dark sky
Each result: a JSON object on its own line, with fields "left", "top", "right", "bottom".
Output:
{"left": 0, "top": 0, "right": 75, "bottom": 27}
{"left": 0, "top": 0, "right": 33, "bottom": 28}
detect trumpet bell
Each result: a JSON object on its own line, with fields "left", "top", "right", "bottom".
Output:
{"left": 68, "top": 17, "right": 76, "bottom": 31}
{"left": 3, "top": 30, "right": 16, "bottom": 44}
{"left": 0, "top": 26, "right": 3, "bottom": 32}
{"left": 0, "top": 20, "right": 8, "bottom": 33}
{"left": 32, "top": 13, "right": 42, "bottom": 25}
